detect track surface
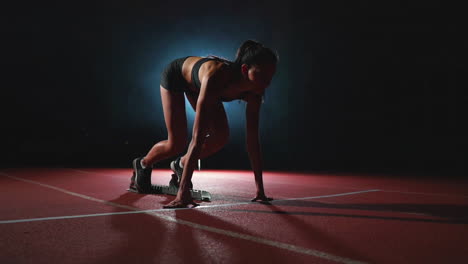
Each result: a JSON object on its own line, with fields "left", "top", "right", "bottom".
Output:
{"left": 1, "top": 168, "right": 468, "bottom": 263}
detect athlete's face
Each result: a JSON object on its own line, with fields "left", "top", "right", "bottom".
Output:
{"left": 243, "top": 63, "right": 276, "bottom": 95}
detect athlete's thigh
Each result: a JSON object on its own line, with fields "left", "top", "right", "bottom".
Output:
{"left": 160, "top": 86, "right": 188, "bottom": 142}
{"left": 185, "top": 92, "right": 228, "bottom": 136}
{"left": 210, "top": 102, "right": 229, "bottom": 138}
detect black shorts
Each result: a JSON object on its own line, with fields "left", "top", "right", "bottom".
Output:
{"left": 160, "top": 56, "right": 190, "bottom": 93}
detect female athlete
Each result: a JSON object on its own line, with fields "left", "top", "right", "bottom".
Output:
{"left": 131, "top": 40, "right": 278, "bottom": 208}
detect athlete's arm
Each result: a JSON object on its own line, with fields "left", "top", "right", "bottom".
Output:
{"left": 245, "top": 93, "right": 271, "bottom": 202}
{"left": 177, "top": 66, "right": 227, "bottom": 195}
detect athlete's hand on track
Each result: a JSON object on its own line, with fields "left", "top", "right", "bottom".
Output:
{"left": 163, "top": 199, "right": 199, "bottom": 209}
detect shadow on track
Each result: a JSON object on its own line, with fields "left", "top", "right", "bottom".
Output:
{"left": 94, "top": 192, "right": 168, "bottom": 264}
{"left": 231, "top": 201, "right": 468, "bottom": 224}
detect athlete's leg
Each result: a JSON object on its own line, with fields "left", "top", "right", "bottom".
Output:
{"left": 141, "top": 86, "right": 188, "bottom": 167}
{"left": 179, "top": 93, "right": 229, "bottom": 166}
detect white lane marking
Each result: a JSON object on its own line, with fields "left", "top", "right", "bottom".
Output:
{"left": 0, "top": 170, "right": 380, "bottom": 223}
{"left": 0, "top": 189, "right": 380, "bottom": 224}
{"left": 74, "top": 169, "right": 468, "bottom": 199}
{"left": 0, "top": 211, "right": 146, "bottom": 224}
{"left": 278, "top": 189, "right": 380, "bottom": 201}
{"left": 156, "top": 214, "right": 367, "bottom": 264}
{"left": 74, "top": 168, "right": 468, "bottom": 198}
{"left": 378, "top": 189, "right": 468, "bottom": 198}
{"left": 0, "top": 172, "right": 370, "bottom": 264}
{"left": 0, "top": 172, "right": 136, "bottom": 211}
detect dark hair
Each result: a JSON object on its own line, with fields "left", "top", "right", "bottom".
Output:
{"left": 207, "top": 40, "right": 278, "bottom": 67}
{"left": 207, "top": 40, "right": 277, "bottom": 104}
{"left": 234, "top": 40, "right": 278, "bottom": 66}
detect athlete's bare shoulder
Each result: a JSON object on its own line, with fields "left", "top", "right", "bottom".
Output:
{"left": 198, "top": 60, "right": 230, "bottom": 99}
{"left": 199, "top": 59, "right": 228, "bottom": 79}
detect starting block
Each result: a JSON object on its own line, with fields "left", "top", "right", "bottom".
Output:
{"left": 127, "top": 173, "right": 212, "bottom": 202}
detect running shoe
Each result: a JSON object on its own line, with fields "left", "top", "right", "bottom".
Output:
{"left": 132, "top": 157, "right": 152, "bottom": 193}
{"left": 170, "top": 156, "right": 193, "bottom": 189}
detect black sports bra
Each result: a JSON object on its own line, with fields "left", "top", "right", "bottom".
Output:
{"left": 191, "top": 57, "right": 215, "bottom": 90}
{"left": 190, "top": 57, "right": 247, "bottom": 102}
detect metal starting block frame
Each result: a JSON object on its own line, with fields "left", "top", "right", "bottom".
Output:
{"left": 127, "top": 173, "right": 212, "bottom": 202}
{"left": 149, "top": 184, "right": 211, "bottom": 201}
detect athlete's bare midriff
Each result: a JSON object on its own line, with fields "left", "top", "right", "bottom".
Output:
{"left": 180, "top": 56, "right": 201, "bottom": 92}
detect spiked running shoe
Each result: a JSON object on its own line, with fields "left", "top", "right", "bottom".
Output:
{"left": 132, "top": 157, "right": 152, "bottom": 193}
{"left": 170, "top": 157, "right": 183, "bottom": 187}
{"left": 170, "top": 156, "right": 193, "bottom": 189}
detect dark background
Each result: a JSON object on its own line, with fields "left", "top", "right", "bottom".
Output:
{"left": 1, "top": 1, "right": 466, "bottom": 177}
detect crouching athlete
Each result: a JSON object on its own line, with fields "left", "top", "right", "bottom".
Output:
{"left": 131, "top": 40, "right": 278, "bottom": 208}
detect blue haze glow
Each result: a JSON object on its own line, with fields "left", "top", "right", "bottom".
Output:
{"left": 134, "top": 17, "right": 287, "bottom": 148}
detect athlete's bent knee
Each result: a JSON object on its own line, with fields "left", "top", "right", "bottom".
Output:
{"left": 211, "top": 131, "right": 229, "bottom": 151}
{"left": 220, "top": 133, "right": 229, "bottom": 148}
{"left": 167, "top": 139, "right": 187, "bottom": 155}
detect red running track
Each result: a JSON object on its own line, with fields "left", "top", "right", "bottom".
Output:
{"left": 1, "top": 168, "right": 467, "bottom": 263}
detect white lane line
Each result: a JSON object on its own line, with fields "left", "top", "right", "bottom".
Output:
{"left": 0, "top": 170, "right": 379, "bottom": 223}
{"left": 74, "top": 168, "right": 468, "bottom": 198}
{"left": 0, "top": 211, "right": 146, "bottom": 224}
{"left": 0, "top": 172, "right": 371, "bottom": 264}
{"left": 378, "top": 189, "right": 468, "bottom": 198}
{"left": 0, "top": 190, "right": 380, "bottom": 224}
{"left": 156, "top": 214, "right": 367, "bottom": 264}
{"left": 278, "top": 190, "right": 380, "bottom": 201}
{"left": 0, "top": 172, "right": 136, "bottom": 211}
